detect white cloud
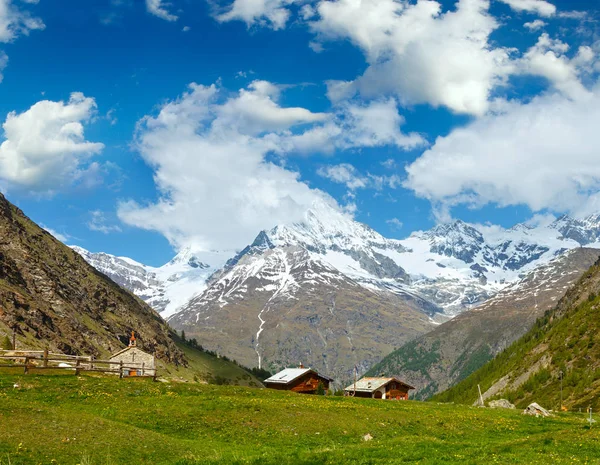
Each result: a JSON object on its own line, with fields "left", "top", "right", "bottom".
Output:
{"left": 217, "top": 0, "right": 298, "bottom": 30}
{"left": 518, "top": 33, "right": 595, "bottom": 100}
{"left": 146, "top": 0, "right": 178, "bottom": 21}
{"left": 497, "top": 0, "right": 556, "bottom": 17}
{"left": 317, "top": 163, "right": 402, "bottom": 191}
{"left": 386, "top": 217, "right": 403, "bottom": 229}
{"left": 0, "top": 0, "right": 43, "bottom": 81}
{"left": 87, "top": 210, "right": 122, "bottom": 234}
{"left": 524, "top": 19, "right": 546, "bottom": 31}
{"left": 557, "top": 11, "right": 588, "bottom": 20}
{"left": 0, "top": 0, "right": 44, "bottom": 43}
{"left": 311, "top": 0, "right": 514, "bottom": 116}
{"left": 118, "top": 81, "right": 344, "bottom": 252}
{"left": 41, "top": 224, "right": 69, "bottom": 242}
{"left": 282, "top": 98, "right": 425, "bottom": 153}
{"left": 317, "top": 164, "right": 368, "bottom": 190}
{"left": 0, "top": 93, "right": 104, "bottom": 192}
{"left": 404, "top": 89, "right": 600, "bottom": 219}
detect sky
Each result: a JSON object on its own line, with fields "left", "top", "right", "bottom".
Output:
{"left": 0, "top": 0, "right": 599, "bottom": 266}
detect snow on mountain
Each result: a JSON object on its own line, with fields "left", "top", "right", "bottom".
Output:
{"left": 70, "top": 245, "right": 228, "bottom": 318}
{"left": 73, "top": 201, "right": 600, "bottom": 322}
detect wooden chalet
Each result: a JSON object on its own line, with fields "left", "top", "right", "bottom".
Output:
{"left": 344, "top": 377, "right": 414, "bottom": 400}
{"left": 264, "top": 365, "right": 333, "bottom": 394}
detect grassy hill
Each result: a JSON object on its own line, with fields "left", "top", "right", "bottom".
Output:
{"left": 432, "top": 257, "right": 600, "bottom": 411}
{"left": 160, "top": 336, "right": 264, "bottom": 386}
{"left": 2, "top": 373, "right": 600, "bottom": 464}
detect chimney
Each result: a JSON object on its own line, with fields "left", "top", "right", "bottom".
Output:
{"left": 299, "top": 362, "right": 304, "bottom": 369}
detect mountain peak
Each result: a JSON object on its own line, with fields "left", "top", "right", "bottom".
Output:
{"left": 167, "top": 246, "right": 210, "bottom": 269}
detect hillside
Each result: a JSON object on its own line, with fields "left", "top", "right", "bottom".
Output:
{"left": 0, "top": 192, "right": 260, "bottom": 387}
{"left": 1, "top": 373, "right": 600, "bottom": 464}
{"left": 433, "top": 256, "right": 600, "bottom": 410}
{"left": 366, "top": 248, "right": 600, "bottom": 398}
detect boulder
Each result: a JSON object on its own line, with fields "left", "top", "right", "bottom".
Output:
{"left": 523, "top": 402, "right": 551, "bottom": 417}
{"left": 488, "top": 399, "right": 515, "bottom": 409}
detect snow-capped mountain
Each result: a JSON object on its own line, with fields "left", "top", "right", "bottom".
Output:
{"left": 72, "top": 201, "right": 600, "bottom": 380}
{"left": 73, "top": 202, "right": 600, "bottom": 321}
{"left": 71, "top": 245, "right": 228, "bottom": 318}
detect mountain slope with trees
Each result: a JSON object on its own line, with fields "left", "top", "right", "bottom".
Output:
{"left": 433, "top": 256, "right": 600, "bottom": 410}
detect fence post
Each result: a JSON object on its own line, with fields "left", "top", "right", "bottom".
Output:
{"left": 43, "top": 348, "right": 48, "bottom": 368}
{"left": 119, "top": 360, "right": 123, "bottom": 379}
{"left": 24, "top": 356, "right": 29, "bottom": 374}
{"left": 75, "top": 358, "right": 81, "bottom": 376}
{"left": 90, "top": 355, "right": 94, "bottom": 371}
{"left": 141, "top": 362, "right": 145, "bottom": 376}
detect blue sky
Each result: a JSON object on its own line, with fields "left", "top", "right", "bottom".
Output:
{"left": 0, "top": 0, "right": 599, "bottom": 266}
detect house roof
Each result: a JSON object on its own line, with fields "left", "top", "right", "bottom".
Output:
{"left": 264, "top": 368, "right": 333, "bottom": 385}
{"left": 344, "top": 377, "right": 415, "bottom": 392}
{"left": 109, "top": 346, "right": 151, "bottom": 359}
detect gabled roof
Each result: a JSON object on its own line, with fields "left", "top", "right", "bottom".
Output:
{"left": 109, "top": 346, "right": 151, "bottom": 359}
{"left": 344, "top": 377, "right": 415, "bottom": 392}
{"left": 264, "top": 368, "right": 333, "bottom": 385}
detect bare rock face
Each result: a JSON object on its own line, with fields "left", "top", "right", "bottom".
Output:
{"left": 170, "top": 246, "right": 435, "bottom": 382}
{"left": 0, "top": 192, "right": 185, "bottom": 365}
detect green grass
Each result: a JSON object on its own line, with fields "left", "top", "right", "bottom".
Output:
{"left": 3, "top": 373, "right": 600, "bottom": 464}
{"left": 159, "top": 340, "right": 263, "bottom": 387}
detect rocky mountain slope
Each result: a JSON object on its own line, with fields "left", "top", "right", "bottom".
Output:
{"left": 433, "top": 255, "right": 600, "bottom": 411}
{"left": 170, "top": 244, "right": 436, "bottom": 381}
{"left": 70, "top": 245, "right": 226, "bottom": 318}
{"left": 366, "top": 248, "right": 600, "bottom": 398}
{"left": 72, "top": 200, "right": 600, "bottom": 382}
{"left": 0, "top": 192, "right": 186, "bottom": 363}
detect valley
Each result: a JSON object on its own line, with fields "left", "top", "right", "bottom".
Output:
{"left": 73, "top": 200, "right": 600, "bottom": 384}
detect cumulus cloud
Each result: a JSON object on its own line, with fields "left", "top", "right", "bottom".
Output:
{"left": 118, "top": 81, "right": 422, "bottom": 251}
{"left": 217, "top": 0, "right": 298, "bottom": 29}
{"left": 0, "top": 93, "right": 104, "bottom": 192}
{"left": 311, "top": 0, "right": 514, "bottom": 116}
{"left": 0, "top": 0, "right": 44, "bottom": 43}
{"left": 403, "top": 89, "right": 600, "bottom": 220}
{"left": 518, "top": 33, "right": 595, "bottom": 100}
{"left": 146, "top": 0, "right": 178, "bottom": 21}
{"left": 117, "top": 82, "right": 339, "bottom": 251}
{"left": 524, "top": 19, "right": 546, "bottom": 31}
{"left": 282, "top": 98, "right": 425, "bottom": 153}
{"left": 497, "top": 0, "right": 556, "bottom": 17}
{"left": 0, "top": 0, "right": 43, "bottom": 81}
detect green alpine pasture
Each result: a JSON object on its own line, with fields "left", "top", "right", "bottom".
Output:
{"left": 2, "top": 373, "right": 600, "bottom": 464}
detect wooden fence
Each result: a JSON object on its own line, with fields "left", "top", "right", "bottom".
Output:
{"left": 0, "top": 350, "right": 157, "bottom": 380}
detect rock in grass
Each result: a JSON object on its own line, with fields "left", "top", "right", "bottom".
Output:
{"left": 489, "top": 399, "right": 515, "bottom": 409}
{"left": 523, "top": 403, "right": 551, "bottom": 417}
{"left": 363, "top": 433, "right": 373, "bottom": 442}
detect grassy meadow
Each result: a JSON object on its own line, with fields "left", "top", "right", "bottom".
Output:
{"left": 2, "top": 373, "right": 600, "bottom": 465}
